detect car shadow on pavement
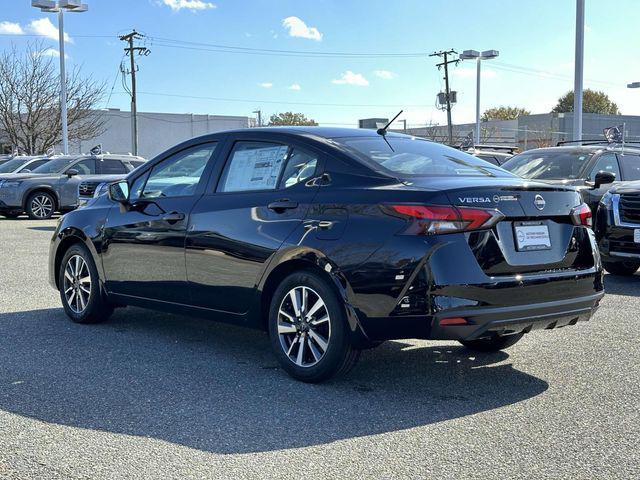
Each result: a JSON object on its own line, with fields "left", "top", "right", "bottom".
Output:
{"left": 0, "top": 307, "right": 548, "bottom": 454}
{"left": 603, "top": 273, "right": 640, "bottom": 296}
{"left": 27, "top": 226, "right": 56, "bottom": 232}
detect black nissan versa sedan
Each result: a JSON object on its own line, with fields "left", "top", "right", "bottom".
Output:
{"left": 49, "top": 127, "right": 604, "bottom": 382}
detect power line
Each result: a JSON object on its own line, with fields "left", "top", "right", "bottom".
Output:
{"left": 111, "top": 90, "right": 432, "bottom": 108}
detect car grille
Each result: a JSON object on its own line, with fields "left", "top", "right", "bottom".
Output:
{"left": 618, "top": 193, "right": 640, "bottom": 224}
{"left": 78, "top": 181, "right": 101, "bottom": 197}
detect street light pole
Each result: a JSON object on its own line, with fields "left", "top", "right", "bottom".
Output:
{"left": 460, "top": 49, "right": 499, "bottom": 145}
{"left": 573, "top": 0, "right": 585, "bottom": 141}
{"left": 57, "top": 9, "right": 68, "bottom": 155}
{"left": 32, "top": 1, "right": 88, "bottom": 155}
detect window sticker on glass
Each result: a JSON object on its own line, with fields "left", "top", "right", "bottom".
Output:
{"left": 222, "top": 144, "right": 289, "bottom": 192}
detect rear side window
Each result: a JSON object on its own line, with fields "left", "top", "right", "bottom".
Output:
{"left": 71, "top": 158, "right": 96, "bottom": 175}
{"left": 218, "top": 142, "right": 289, "bottom": 192}
{"left": 619, "top": 154, "right": 640, "bottom": 181}
{"left": 24, "top": 159, "right": 48, "bottom": 171}
{"left": 100, "top": 159, "right": 128, "bottom": 174}
{"left": 339, "top": 137, "right": 509, "bottom": 178}
{"left": 278, "top": 148, "right": 318, "bottom": 188}
{"left": 589, "top": 153, "right": 620, "bottom": 181}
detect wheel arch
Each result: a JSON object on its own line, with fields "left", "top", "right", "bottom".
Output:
{"left": 23, "top": 186, "right": 59, "bottom": 211}
{"left": 257, "top": 249, "right": 371, "bottom": 347}
{"left": 53, "top": 228, "right": 101, "bottom": 290}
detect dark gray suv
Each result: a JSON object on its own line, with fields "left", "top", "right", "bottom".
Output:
{"left": 0, "top": 154, "right": 145, "bottom": 219}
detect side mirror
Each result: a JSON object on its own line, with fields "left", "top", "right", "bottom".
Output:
{"left": 108, "top": 180, "right": 130, "bottom": 203}
{"left": 66, "top": 168, "right": 79, "bottom": 177}
{"left": 593, "top": 171, "right": 615, "bottom": 189}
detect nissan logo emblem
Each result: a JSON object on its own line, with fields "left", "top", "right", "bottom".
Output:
{"left": 534, "top": 194, "right": 546, "bottom": 211}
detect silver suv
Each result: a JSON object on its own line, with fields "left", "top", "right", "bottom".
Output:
{"left": 0, "top": 154, "right": 145, "bottom": 219}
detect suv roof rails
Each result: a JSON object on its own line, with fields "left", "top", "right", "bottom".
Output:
{"left": 556, "top": 139, "right": 640, "bottom": 147}
{"left": 472, "top": 144, "right": 519, "bottom": 154}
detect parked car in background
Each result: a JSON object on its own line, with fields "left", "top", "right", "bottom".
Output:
{"left": 49, "top": 127, "right": 603, "bottom": 383}
{"left": 0, "top": 156, "right": 50, "bottom": 175}
{"left": 0, "top": 154, "right": 145, "bottom": 219}
{"left": 500, "top": 142, "right": 640, "bottom": 212}
{"left": 595, "top": 181, "right": 640, "bottom": 275}
{"left": 464, "top": 145, "right": 517, "bottom": 166}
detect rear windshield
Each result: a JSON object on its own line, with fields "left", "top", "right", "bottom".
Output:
{"left": 501, "top": 151, "right": 593, "bottom": 180}
{"left": 31, "top": 157, "right": 80, "bottom": 173}
{"left": 337, "top": 136, "right": 511, "bottom": 178}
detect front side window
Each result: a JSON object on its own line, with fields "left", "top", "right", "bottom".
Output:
{"left": 141, "top": 143, "right": 217, "bottom": 198}
{"left": 619, "top": 154, "right": 640, "bottom": 181}
{"left": 218, "top": 142, "right": 289, "bottom": 192}
{"left": 100, "top": 159, "right": 128, "bottom": 174}
{"left": 588, "top": 153, "right": 620, "bottom": 181}
{"left": 70, "top": 158, "right": 96, "bottom": 175}
{"left": 31, "top": 157, "right": 78, "bottom": 174}
{"left": 338, "top": 136, "right": 510, "bottom": 178}
{"left": 501, "top": 151, "right": 592, "bottom": 180}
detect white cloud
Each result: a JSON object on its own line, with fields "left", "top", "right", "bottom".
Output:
{"left": 453, "top": 67, "right": 497, "bottom": 79}
{"left": 282, "top": 16, "right": 322, "bottom": 41}
{"left": 331, "top": 71, "right": 369, "bottom": 86}
{"left": 29, "top": 18, "right": 72, "bottom": 43}
{"left": 0, "top": 21, "right": 23, "bottom": 35}
{"left": 374, "top": 70, "right": 397, "bottom": 80}
{"left": 288, "top": 83, "right": 301, "bottom": 91}
{"left": 258, "top": 82, "right": 273, "bottom": 88}
{"left": 161, "top": 0, "right": 216, "bottom": 11}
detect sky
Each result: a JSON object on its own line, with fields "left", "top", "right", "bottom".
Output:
{"left": 1, "top": 0, "right": 639, "bottom": 129}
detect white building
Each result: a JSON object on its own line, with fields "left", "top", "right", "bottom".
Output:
{"left": 73, "top": 109, "right": 253, "bottom": 159}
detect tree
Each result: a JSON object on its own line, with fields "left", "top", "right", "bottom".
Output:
{"left": 267, "top": 112, "right": 318, "bottom": 126}
{"left": 551, "top": 89, "right": 620, "bottom": 115}
{"left": 0, "top": 42, "right": 106, "bottom": 155}
{"left": 481, "top": 106, "right": 530, "bottom": 122}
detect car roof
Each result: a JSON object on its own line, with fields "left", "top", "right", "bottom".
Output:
{"left": 210, "top": 126, "right": 412, "bottom": 140}
{"left": 517, "top": 145, "right": 640, "bottom": 155}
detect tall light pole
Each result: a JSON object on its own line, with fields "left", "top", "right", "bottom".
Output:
{"left": 31, "top": 1, "right": 88, "bottom": 155}
{"left": 460, "top": 49, "right": 499, "bottom": 145}
{"left": 573, "top": 0, "right": 585, "bottom": 141}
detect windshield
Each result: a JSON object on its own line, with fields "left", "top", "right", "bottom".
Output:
{"left": 501, "top": 151, "right": 593, "bottom": 180}
{"left": 337, "top": 136, "right": 512, "bottom": 178}
{"left": 31, "top": 157, "right": 78, "bottom": 174}
{"left": 0, "top": 158, "right": 28, "bottom": 173}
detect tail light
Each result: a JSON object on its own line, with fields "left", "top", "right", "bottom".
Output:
{"left": 570, "top": 203, "right": 592, "bottom": 227}
{"left": 387, "top": 204, "right": 504, "bottom": 235}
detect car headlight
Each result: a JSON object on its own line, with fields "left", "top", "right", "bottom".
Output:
{"left": 0, "top": 180, "right": 22, "bottom": 189}
{"left": 93, "top": 182, "right": 108, "bottom": 198}
{"left": 600, "top": 191, "right": 618, "bottom": 209}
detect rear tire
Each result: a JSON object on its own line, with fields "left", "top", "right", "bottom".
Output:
{"left": 603, "top": 260, "right": 640, "bottom": 276}
{"left": 268, "top": 270, "right": 360, "bottom": 383}
{"left": 459, "top": 332, "right": 524, "bottom": 352}
{"left": 26, "top": 191, "right": 55, "bottom": 219}
{"left": 58, "top": 243, "right": 113, "bottom": 324}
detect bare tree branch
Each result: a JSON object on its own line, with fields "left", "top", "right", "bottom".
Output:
{"left": 0, "top": 41, "right": 107, "bottom": 154}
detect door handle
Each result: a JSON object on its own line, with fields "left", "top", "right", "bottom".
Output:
{"left": 268, "top": 199, "right": 299, "bottom": 212}
{"left": 161, "top": 211, "right": 185, "bottom": 223}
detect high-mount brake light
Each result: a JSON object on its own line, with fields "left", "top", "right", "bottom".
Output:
{"left": 388, "top": 204, "right": 504, "bottom": 235}
{"left": 570, "top": 203, "right": 592, "bottom": 227}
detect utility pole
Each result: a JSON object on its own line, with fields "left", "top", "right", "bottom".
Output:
{"left": 430, "top": 49, "right": 459, "bottom": 145}
{"left": 573, "top": 0, "right": 585, "bottom": 141}
{"left": 119, "top": 30, "right": 150, "bottom": 155}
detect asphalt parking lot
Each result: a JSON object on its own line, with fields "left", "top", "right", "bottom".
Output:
{"left": 0, "top": 217, "right": 638, "bottom": 479}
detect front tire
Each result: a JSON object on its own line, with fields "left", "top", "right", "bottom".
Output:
{"left": 58, "top": 243, "right": 113, "bottom": 324}
{"left": 26, "top": 191, "right": 55, "bottom": 219}
{"left": 459, "top": 332, "right": 524, "bottom": 352}
{"left": 603, "top": 260, "right": 640, "bottom": 276}
{"left": 268, "top": 271, "right": 360, "bottom": 383}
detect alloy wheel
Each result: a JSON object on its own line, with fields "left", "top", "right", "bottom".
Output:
{"left": 277, "top": 286, "right": 331, "bottom": 368}
{"left": 63, "top": 255, "right": 91, "bottom": 314}
{"left": 31, "top": 194, "right": 53, "bottom": 219}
